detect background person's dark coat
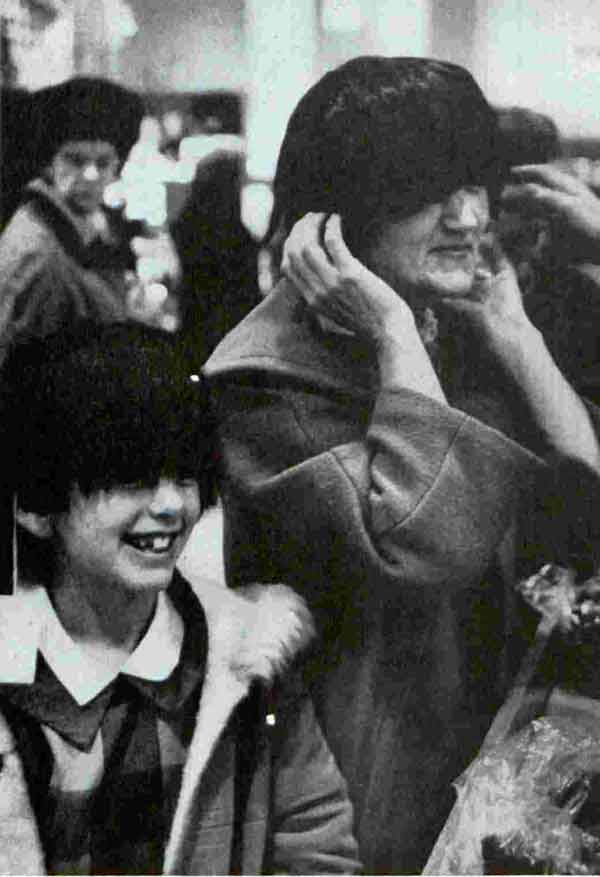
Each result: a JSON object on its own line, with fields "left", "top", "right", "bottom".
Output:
{"left": 0, "top": 179, "right": 140, "bottom": 367}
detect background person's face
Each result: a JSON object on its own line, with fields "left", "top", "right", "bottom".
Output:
{"left": 50, "top": 140, "right": 119, "bottom": 216}
{"left": 364, "top": 186, "right": 490, "bottom": 302}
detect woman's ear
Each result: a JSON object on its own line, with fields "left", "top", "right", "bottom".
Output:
{"left": 16, "top": 509, "right": 53, "bottom": 540}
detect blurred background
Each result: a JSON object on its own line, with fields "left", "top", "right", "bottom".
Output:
{"left": 1, "top": 0, "right": 600, "bottom": 581}
{"left": 2, "top": 0, "right": 600, "bottom": 244}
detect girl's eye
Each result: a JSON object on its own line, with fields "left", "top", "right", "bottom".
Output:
{"left": 122, "top": 480, "right": 158, "bottom": 491}
{"left": 176, "top": 477, "right": 198, "bottom": 488}
{"left": 65, "top": 155, "right": 86, "bottom": 168}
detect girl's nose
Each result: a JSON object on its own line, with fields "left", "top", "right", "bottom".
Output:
{"left": 82, "top": 162, "right": 101, "bottom": 181}
{"left": 149, "top": 479, "right": 185, "bottom": 517}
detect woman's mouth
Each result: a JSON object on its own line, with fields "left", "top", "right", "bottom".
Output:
{"left": 431, "top": 244, "right": 474, "bottom": 258}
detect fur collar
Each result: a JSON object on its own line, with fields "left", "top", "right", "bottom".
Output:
{"left": 23, "top": 178, "right": 139, "bottom": 271}
{"left": 164, "top": 580, "right": 314, "bottom": 872}
{"left": 25, "top": 178, "right": 107, "bottom": 249}
{"left": 197, "top": 577, "right": 314, "bottom": 684}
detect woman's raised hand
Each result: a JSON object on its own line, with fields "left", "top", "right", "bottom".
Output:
{"left": 281, "top": 213, "right": 414, "bottom": 347}
{"left": 282, "top": 212, "right": 445, "bottom": 399}
{"left": 439, "top": 238, "right": 532, "bottom": 365}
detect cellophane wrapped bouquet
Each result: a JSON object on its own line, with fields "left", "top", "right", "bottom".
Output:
{"left": 427, "top": 564, "right": 600, "bottom": 875}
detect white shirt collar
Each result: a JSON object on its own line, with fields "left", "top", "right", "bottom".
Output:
{"left": 36, "top": 587, "right": 184, "bottom": 706}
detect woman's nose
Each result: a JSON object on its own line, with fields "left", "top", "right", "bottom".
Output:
{"left": 442, "top": 189, "right": 486, "bottom": 230}
{"left": 149, "top": 480, "right": 185, "bottom": 517}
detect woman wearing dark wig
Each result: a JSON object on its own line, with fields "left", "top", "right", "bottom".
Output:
{"left": 204, "top": 57, "right": 600, "bottom": 873}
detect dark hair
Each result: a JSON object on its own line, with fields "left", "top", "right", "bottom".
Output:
{"left": 269, "top": 56, "right": 506, "bottom": 256}
{"left": 1, "top": 322, "right": 216, "bottom": 515}
{"left": 495, "top": 106, "right": 561, "bottom": 166}
{"left": 31, "top": 76, "right": 144, "bottom": 170}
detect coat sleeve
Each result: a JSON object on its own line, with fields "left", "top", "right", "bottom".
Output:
{"left": 0, "top": 233, "right": 72, "bottom": 367}
{"left": 213, "top": 378, "right": 549, "bottom": 598}
{"left": 268, "top": 686, "right": 362, "bottom": 874}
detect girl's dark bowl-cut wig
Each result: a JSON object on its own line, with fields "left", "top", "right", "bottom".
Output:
{"left": 1, "top": 322, "right": 216, "bottom": 515}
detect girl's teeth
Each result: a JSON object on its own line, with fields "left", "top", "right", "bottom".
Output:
{"left": 129, "top": 535, "right": 174, "bottom": 552}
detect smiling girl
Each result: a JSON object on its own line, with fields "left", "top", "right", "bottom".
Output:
{"left": 0, "top": 322, "right": 359, "bottom": 875}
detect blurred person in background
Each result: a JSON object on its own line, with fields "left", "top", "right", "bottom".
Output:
{"left": 496, "top": 105, "right": 562, "bottom": 167}
{"left": 494, "top": 105, "right": 562, "bottom": 297}
{"left": 0, "top": 87, "right": 36, "bottom": 231}
{"left": 498, "top": 114, "right": 600, "bottom": 406}
{"left": 204, "top": 56, "right": 600, "bottom": 873}
{"left": 0, "top": 76, "right": 180, "bottom": 368}
{"left": 171, "top": 150, "right": 261, "bottom": 364}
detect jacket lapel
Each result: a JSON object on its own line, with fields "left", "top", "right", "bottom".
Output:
{"left": 204, "top": 279, "right": 376, "bottom": 394}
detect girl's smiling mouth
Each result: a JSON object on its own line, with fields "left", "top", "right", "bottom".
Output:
{"left": 123, "top": 531, "right": 182, "bottom": 554}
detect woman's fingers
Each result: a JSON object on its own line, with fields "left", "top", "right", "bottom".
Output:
{"left": 301, "top": 237, "right": 340, "bottom": 288}
{"left": 323, "top": 214, "right": 354, "bottom": 269}
{"left": 478, "top": 230, "right": 511, "bottom": 277}
{"left": 281, "top": 212, "right": 324, "bottom": 269}
{"left": 284, "top": 249, "right": 326, "bottom": 302}
{"left": 282, "top": 212, "right": 341, "bottom": 295}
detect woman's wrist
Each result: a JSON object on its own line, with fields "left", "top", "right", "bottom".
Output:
{"left": 376, "top": 320, "right": 446, "bottom": 401}
{"left": 506, "top": 324, "right": 600, "bottom": 471}
{"left": 493, "top": 318, "right": 543, "bottom": 382}
{"left": 374, "top": 308, "right": 418, "bottom": 349}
